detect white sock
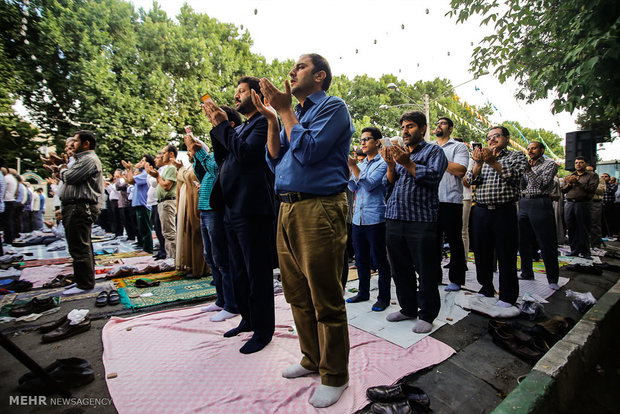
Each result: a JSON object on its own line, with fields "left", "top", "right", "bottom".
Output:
{"left": 282, "top": 363, "right": 316, "bottom": 378}
{"left": 309, "top": 383, "right": 348, "bottom": 408}
{"left": 201, "top": 303, "right": 223, "bottom": 312}
{"left": 412, "top": 320, "right": 433, "bottom": 333}
{"left": 549, "top": 283, "right": 560, "bottom": 291}
{"left": 496, "top": 300, "right": 513, "bottom": 308}
{"left": 386, "top": 311, "right": 414, "bottom": 322}
{"left": 62, "top": 287, "right": 90, "bottom": 295}
{"left": 210, "top": 309, "right": 238, "bottom": 322}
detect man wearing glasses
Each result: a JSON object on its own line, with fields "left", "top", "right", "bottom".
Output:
{"left": 434, "top": 117, "right": 469, "bottom": 291}
{"left": 465, "top": 126, "right": 527, "bottom": 308}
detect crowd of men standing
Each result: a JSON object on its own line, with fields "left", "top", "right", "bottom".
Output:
{"left": 3, "top": 52, "right": 620, "bottom": 409}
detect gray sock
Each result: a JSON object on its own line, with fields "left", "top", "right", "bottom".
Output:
{"left": 386, "top": 311, "right": 415, "bottom": 322}
{"left": 412, "top": 320, "right": 433, "bottom": 333}
{"left": 282, "top": 363, "right": 316, "bottom": 378}
{"left": 309, "top": 383, "right": 348, "bottom": 408}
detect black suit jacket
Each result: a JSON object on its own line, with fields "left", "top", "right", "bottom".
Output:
{"left": 209, "top": 113, "right": 275, "bottom": 217}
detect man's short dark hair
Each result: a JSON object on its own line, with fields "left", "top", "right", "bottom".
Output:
{"left": 438, "top": 117, "right": 453, "bottom": 128}
{"left": 399, "top": 111, "right": 427, "bottom": 128}
{"left": 303, "top": 53, "right": 332, "bottom": 91}
{"left": 74, "top": 130, "right": 97, "bottom": 150}
{"left": 143, "top": 154, "right": 156, "bottom": 168}
{"left": 361, "top": 126, "right": 382, "bottom": 140}
{"left": 530, "top": 141, "right": 545, "bottom": 150}
{"left": 221, "top": 105, "right": 243, "bottom": 127}
{"left": 165, "top": 144, "right": 178, "bottom": 158}
{"left": 238, "top": 76, "right": 262, "bottom": 99}
{"left": 575, "top": 156, "right": 586, "bottom": 161}
{"left": 489, "top": 126, "right": 510, "bottom": 137}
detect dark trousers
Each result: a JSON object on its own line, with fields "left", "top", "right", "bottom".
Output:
{"left": 119, "top": 207, "right": 136, "bottom": 240}
{"left": 518, "top": 197, "right": 559, "bottom": 284}
{"left": 386, "top": 219, "right": 441, "bottom": 323}
{"left": 603, "top": 203, "right": 616, "bottom": 237}
{"left": 21, "top": 211, "right": 33, "bottom": 233}
{"left": 150, "top": 204, "right": 166, "bottom": 257}
{"left": 2, "top": 201, "right": 17, "bottom": 243}
{"left": 63, "top": 203, "right": 100, "bottom": 290}
{"left": 437, "top": 202, "right": 466, "bottom": 285}
{"left": 13, "top": 203, "right": 23, "bottom": 237}
{"left": 472, "top": 204, "right": 519, "bottom": 304}
{"left": 352, "top": 223, "right": 391, "bottom": 304}
{"left": 110, "top": 199, "right": 121, "bottom": 236}
{"left": 135, "top": 206, "right": 153, "bottom": 253}
{"left": 565, "top": 200, "right": 592, "bottom": 256}
{"left": 200, "top": 210, "right": 238, "bottom": 313}
{"left": 224, "top": 210, "right": 275, "bottom": 340}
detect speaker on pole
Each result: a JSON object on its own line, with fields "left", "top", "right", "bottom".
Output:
{"left": 565, "top": 130, "right": 602, "bottom": 171}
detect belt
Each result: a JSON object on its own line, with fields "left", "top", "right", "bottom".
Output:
{"left": 566, "top": 198, "right": 590, "bottom": 203}
{"left": 522, "top": 194, "right": 549, "bottom": 199}
{"left": 476, "top": 202, "right": 515, "bottom": 210}
{"left": 278, "top": 191, "right": 339, "bottom": 204}
{"left": 158, "top": 196, "right": 176, "bottom": 202}
{"left": 62, "top": 199, "right": 96, "bottom": 206}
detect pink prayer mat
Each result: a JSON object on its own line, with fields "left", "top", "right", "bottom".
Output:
{"left": 103, "top": 294, "right": 455, "bottom": 413}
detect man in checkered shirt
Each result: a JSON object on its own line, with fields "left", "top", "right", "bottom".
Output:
{"left": 466, "top": 126, "right": 527, "bottom": 308}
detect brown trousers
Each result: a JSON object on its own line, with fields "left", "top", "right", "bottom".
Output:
{"left": 278, "top": 193, "right": 349, "bottom": 387}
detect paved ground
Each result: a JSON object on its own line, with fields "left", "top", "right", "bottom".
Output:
{"left": 1, "top": 246, "right": 619, "bottom": 413}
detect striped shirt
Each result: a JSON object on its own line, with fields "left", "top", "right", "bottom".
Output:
{"left": 384, "top": 140, "right": 448, "bottom": 222}
{"left": 521, "top": 157, "right": 558, "bottom": 197}
{"left": 193, "top": 148, "right": 218, "bottom": 211}
{"left": 59, "top": 150, "right": 103, "bottom": 205}
{"left": 466, "top": 148, "right": 527, "bottom": 205}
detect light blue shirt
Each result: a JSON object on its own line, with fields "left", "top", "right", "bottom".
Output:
{"left": 348, "top": 155, "right": 387, "bottom": 225}
{"left": 0, "top": 172, "right": 5, "bottom": 213}
{"left": 437, "top": 138, "right": 469, "bottom": 204}
{"left": 267, "top": 91, "right": 354, "bottom": 195}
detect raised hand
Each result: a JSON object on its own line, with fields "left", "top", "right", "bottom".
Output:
{"left": 251, "top": 90, "right": 277, "bottom": 123}
{"left": 202, "top": 99, "right": 228, "bottom": 126}
{"left": 390, "top": 145, "right": 413, "bottom": 166}
{"left": 259, "top": 78, "right": 292, "bottom": 113}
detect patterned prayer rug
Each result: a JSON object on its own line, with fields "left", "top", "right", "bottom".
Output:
{"left": 117, "top": 277, "right": 216, "bottom": 309}
{"left": 113, "top": 271, "right": 186, "bottom": 288}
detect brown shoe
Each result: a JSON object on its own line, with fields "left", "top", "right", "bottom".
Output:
{"left": 37, "top": 315, "right": 68, "bottom": 334}
{"left": 41, "top": 317, "right": 91, "bottom": 343}
{"left": 9, "top": 297, "right": 59, "bottom": 317}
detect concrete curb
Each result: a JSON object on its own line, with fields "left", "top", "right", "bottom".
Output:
{"left": 492, "top": 278, "right": 620, "bottom": 413}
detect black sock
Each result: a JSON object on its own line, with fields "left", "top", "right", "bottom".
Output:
{"left": 239, "top": 336, "right": 271, "bottom": 354}
{"left": 224, "top": 322, "right": 251, "bottom": 338}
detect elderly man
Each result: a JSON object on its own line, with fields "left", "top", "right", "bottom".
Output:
{"left": 518, "top": 142, "right": 560, "bottom": 290}
{"left": 466, "top": 126, "right": 527, "bottom": 308}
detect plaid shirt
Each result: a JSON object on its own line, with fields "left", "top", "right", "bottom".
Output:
{"left": 59, "top": 150, "right": 103, "bottom": 206}
{"left": 603, "top": 182, "right": 617, "bottom": 205}
{"left": 384, "top": 140, "right": 447, "bottom": 222}
{"left": 520, "top": 157, "right": 558, "bottom": 196}
{"left": 466, "top": 148, "right": 527, "bottom": 205}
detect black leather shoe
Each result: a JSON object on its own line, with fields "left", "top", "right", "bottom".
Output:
{"left": 38, "top": 315, "right": 68, "bottom": 333}
{"left": 9, "top": 297, "right": 58, "bottom": 317}
{"left": 371, "top": 400, "right": 419, "bottom": 414}
{"left": 41, "top": 317, "right": 91, "bottom": 343}
{"left": 18, "top": 360, "right": 94, "bottom": 395}
{"left": 19, "top": 358, "right": 91, "bottom": 384}
{"left": 367, "top": 383, "right": 430, "bottom": 405}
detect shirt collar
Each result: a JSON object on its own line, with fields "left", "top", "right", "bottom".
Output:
{"left": 295, "top": 90, "right": 328, "bottom": 114}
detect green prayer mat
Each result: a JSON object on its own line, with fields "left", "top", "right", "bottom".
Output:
{"left": 118, "top": 277, "right": 216, "bottom": 309}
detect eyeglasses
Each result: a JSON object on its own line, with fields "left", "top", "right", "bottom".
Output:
{"left": 360, "top": 137, "right": 374, "bottom": 143}
{"left": 486, "top": 133, "right": 503, "bottom": 141}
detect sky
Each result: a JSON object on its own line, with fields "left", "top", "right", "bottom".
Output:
{"left": 97, "top": 0, "right": 613, "bottom": 161}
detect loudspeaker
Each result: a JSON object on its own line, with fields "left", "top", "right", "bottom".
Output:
{"left": 565, "top": 131, "right": 601, "bottom": 171}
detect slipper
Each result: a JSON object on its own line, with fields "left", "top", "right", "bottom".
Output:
{"left": 134, "top": 279, "right": 160, "bottom": 288}
{"left": 95, "top": 291, "right": 109, "bottom": 307}
{"left": 107, "top": 290, "right": 120, "bottom": 305}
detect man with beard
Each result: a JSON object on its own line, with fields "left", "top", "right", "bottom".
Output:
{"left": 201, "top": 76, "right": 276, "bottom": 355}
{"left": 254, "top": 54, "right": 354, "bottom": 408}
{"left": 433, "top": 117, "right": 469, "bottom": 291}
{"left": 381, "top": 111, "right": 447, "bottom": 334}
{"left": 561, "top": 156, "right": 599, "bottom": 259}
{"left": 466, "top": 126, "right": 527, "bottom": 307}
{"left": 518, "top": 142, "right": 560, "bottom": 290}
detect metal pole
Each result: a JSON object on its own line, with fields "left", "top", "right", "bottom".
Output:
{"left": 423, "top": 94, "right": 430, "bottom": 142}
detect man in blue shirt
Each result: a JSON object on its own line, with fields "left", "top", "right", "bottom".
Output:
{"left": 346, "top": 126, "right": 391, "bottom": 311}
{"left": 381, "top": 111, "right": 448, "bottom": 334}
{"left": 434, "top": 117, "right": 470, "bottom": 291}
{"left": 255, "top": 53, "right": 353, "bottom": 408}
{"left": 124, "top": 155, "right": 155, "bottom": 254}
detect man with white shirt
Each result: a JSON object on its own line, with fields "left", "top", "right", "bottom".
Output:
{"left": 434, "top": 117, "right": 469, "bottom": 291}
{"left": 2, "top": 168, "right": 18, "bottom": 243}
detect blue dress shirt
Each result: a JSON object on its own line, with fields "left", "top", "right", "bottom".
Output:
{"left": 437, "top": 138, "right": 470, "bottom": 204}
{"left": 131, "top": 170, "right": 150, "bottom": 210}
{"left": 384, "top": 140, "right": 448, "bottom": 222}
{"left": 348, "top": 155, "right": 387, "bottom": 225}
{"left": 268, "top": 91, "right": 355, "bottom": 195}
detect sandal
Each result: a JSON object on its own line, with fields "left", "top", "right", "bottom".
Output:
{"left": 95, "top": 291, "right": 109, "bottom": 307}
{"left": 107, "top": 290, "right": 121, "bottom": 305}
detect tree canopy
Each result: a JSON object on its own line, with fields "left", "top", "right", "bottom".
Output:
{"left": 0, "top": 0, "right": 564, "bottom": 174}
{"left": 448, "top": 0, "right": 620, "bottom": 136}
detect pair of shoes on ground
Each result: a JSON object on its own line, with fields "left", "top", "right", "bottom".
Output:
{"left": 42, "top": 274, "right": 73, "bottom": 289}
{"left": 134, "top": 279, "right": 160, "bottom": 288}
{"left": 95, "top": 290, "right": 120, "bottom": 307}
{"left": 38, "top": 313, "right": 91, "bottom": 343}
{"left": 355, "top": 382, "right": 431, "bottom": 413}
{"left": 17, "top": 357, "right": 95, "bottom": 395}
{"left": 346, "top": 294, "right": 389, "bottom": 312}
{"left": 9, "top": 296, "right": 59, "bottom": 317}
